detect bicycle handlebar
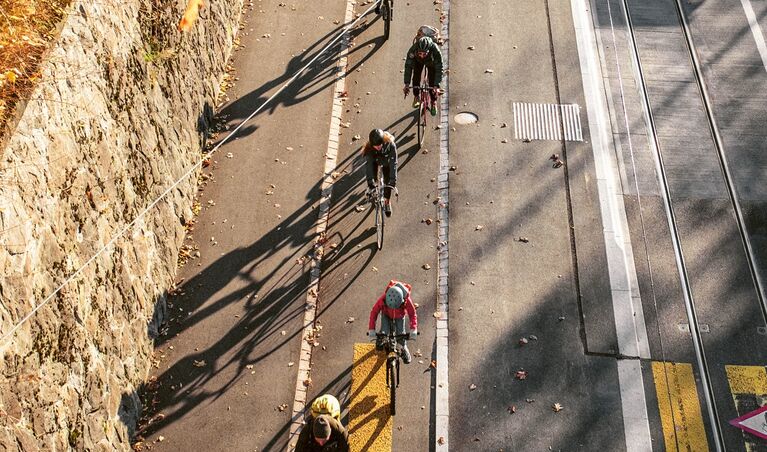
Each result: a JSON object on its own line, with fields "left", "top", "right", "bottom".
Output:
{"left": 372, "top": 333, "right": 410, "bottom": 340}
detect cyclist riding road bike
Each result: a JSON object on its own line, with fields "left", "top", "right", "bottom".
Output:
{"left": 363, "top": 128, "right": 397, "bottom": 217}
{"left": 403, "top": 36, "right": 443, "bottom": 116}
{"left": 367, "top": 280, "right": 418, "bottom": 364}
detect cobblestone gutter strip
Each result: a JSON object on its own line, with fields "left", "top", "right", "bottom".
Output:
{"left": 287, "top": 0, "right": 356, "bottom": 449}
{"left": 435, "top": 0, "right": 451, "bottom": 448}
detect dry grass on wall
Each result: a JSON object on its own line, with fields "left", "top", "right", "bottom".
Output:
{"left": 0, "top": 0, "right": 73, "bottom": 138}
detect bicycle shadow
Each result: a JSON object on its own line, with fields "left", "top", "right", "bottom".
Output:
{"left": 213, "top": 14, "right": 388, "bottom": 142}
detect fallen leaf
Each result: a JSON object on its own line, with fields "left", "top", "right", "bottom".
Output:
{"left": 355, "top": 205, "right": 366, "bottom": 212}
{"left": 179, "top": 0, "right": 205, "bottom": 31}
{"left": 422, "top": 264, "right": 431, "bottom": 270}
{"left": 485, "top": 69, "right": 494, "bottom": 73}
{"left": 553, "top": 403, "right": 564, "bottom": 412}
{"left": 352, "top": 134, "right": 362, "bottom": 141}
{"left": 467, "top": 45, "right": 475, "bottom": 50}
{"left": 501, "top": 122, "right": 508, "bottom": 128}
{"left": 529, "top": 335, "right": 538, "bottom": 341}
{"left": 469, "top": 383, "right": 477, "bottom": 391}
{"left": 517, "top": 237, "right": 529, "bottom": 243}
{"left": 519, "top": 337, "right": 528, "bottom": 345}
{"left": 433, "top": 311, "right": 442, "bottom": 319}
{"left": 193, "top": 360, "right": 206, "bottom": 367}
{"left": 346, "top": 317, "right": 355, "bottom": 323}
{"left": 438, "top": 437, "right": 445, "bottom": 445}
{"left": 475, "top": 225, "right": 483, "bottom": 231}
{"left": 507, "top": 405, "right": 517, "bottom": 414}
{"left": 287, "top": 362, "right": 294, "bottom": 367}
{"left": 515, "top": 370, "right": 528, "bottom": 380}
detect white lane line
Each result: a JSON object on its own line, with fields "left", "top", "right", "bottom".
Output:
{"left": 741, "top": 0, "right": 767, "bottom": 73}
{"left": 571, "top": 0, "right": 652, "bottom": 451}
{"left": 435, "top": 0, "right": 451, "bottom": 448}
{"left": 287, "top": 0, "right": 359, "bottom": 448}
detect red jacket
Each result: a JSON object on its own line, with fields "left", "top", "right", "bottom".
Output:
{"left": 368, "top": 280, "right": 418, "bottom": 330}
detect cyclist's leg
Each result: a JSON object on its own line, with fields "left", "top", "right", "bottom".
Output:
{"left": 378, "top": 315, "right": 393, "bottom": 350}
{"left": 393, "top": 318, "right": 411, "bottom": 363}
{"left": 412, "top": 61, "right": 424, "bottom": 98}
{"left": 382, "top": 164, "right": 392, "bottom": 201}
{"left": 427, "top": 66, "right": 438, "bottom": 104}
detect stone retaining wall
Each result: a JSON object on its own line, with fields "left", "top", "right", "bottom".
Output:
{"left": 0, "top": 0, "right": 243, "bottom": 449}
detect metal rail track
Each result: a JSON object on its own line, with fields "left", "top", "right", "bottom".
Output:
{"left": 615, "top": 0, "right": 767, "bottom": 450}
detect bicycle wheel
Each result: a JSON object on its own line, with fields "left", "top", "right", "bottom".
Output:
{"left": 388, "top": 359, "right": 397, "bottom": 415}
{"left": 375, "top": 200, "right": 384, "bottom": 250}
{"left": 382, "top": 0, "right": 391, "bottom": 41}
{"left": 417, "top": 100, "right": 426, "bottom": 148}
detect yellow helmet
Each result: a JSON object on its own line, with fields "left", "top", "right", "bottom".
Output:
{"left": 310, "top": 394, "right": 340, "bottom": 420}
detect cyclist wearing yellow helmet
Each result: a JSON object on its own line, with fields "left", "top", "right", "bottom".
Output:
{"left": 310, "top": 394, "right": 341, "bottom": 421}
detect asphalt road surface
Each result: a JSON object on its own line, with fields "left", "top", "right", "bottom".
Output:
{"left": 137, "top": 0, "right": 767, "bottom": 451}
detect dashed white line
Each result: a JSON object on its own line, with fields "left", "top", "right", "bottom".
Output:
{"left": 286, "top": 0, "right": 363, "bottom": 449}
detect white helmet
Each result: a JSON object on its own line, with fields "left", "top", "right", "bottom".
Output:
{"left": 385, "top": 286, "right": 405, "bottom": 309}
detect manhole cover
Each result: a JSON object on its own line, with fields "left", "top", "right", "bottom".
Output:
{"left": 454, "top": 112, "right": 478, "bottom": 125}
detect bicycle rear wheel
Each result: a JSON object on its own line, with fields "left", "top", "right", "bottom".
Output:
{"left": 388, "top": 359, "right": 397, "bottom": 415}
{"left": 382, "top": 0, "right": 391, "bottom": 41}
{"left": 375, "top": 199, "right": 384, "bottom": 250}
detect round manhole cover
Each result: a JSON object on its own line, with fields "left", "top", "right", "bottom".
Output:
{"left": 454, "top": 112, "right": 478, "bottom": 125}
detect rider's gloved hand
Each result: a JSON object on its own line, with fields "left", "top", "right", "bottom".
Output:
{"left": 402, "top": 85, "right": 410, "bottom": 96}
{"left": 368, "top": 329, "right": 377, "bottom": 339}
{"left": 409, "top": 329, "right": 418, "bottom": 340}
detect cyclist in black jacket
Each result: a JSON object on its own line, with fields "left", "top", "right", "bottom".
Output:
{"left": 403, "top": 36, "right": 443, "bottom": 116}
{"left": 363, "top": 128, "right": 397, "bottom": 217}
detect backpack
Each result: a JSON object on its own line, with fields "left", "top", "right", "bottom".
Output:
{"left": 414, "top": 25, "right": 442, "bottom": 45}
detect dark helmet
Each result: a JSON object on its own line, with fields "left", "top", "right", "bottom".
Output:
{"left": 369, "top": 128, "right": 385, "bottom": 146}
{"left": 416, "top": 36, "right": 432, "bottom": 53}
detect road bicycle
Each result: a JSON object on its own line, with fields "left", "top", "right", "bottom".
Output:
{"left": 379, "top": 0, "right": 392, "bottom": 40}
{"left": 372, "top": 330, "right": 409, "bottom": 416}
{"left": 408, "top": 75, "right": 440, "bottom": 148}
{"left": 369, "top": 167, "right": 396, "bottom": 250}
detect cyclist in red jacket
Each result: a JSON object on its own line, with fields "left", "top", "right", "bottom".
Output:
{"left": 367, "top": 280, "right": 418, "bottom": 364}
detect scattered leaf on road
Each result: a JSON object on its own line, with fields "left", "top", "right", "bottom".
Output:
{"left": 423, "top": 264, "right": 431, "bottom": 270}
{"left": 469, "top": 383, "right": 477, "bottom": 391}
{"left": 515, "top": 370, "right": 528, "bottom": 380}
{"left": 475, "top": 225, "right": 483, "bottom": 231}
{"left": 553, "top": 403, "right": 564, "bottom": 412}
{"left": 193, "top": 360, "right": 206, "bottom": 367}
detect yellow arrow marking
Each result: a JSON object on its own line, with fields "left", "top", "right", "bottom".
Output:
{"left": 652, "top": 361, "right": 709, "bottom": 452}
{"left": 725, "top": 365, "right": 767, "bottom": 451}
{"left": 348, "top": 343, "right": 392, "bottom": 452}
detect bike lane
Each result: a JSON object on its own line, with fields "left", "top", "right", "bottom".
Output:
{"left": 308, "top": 2, "right": 444, "bottom": 452}
{"left": 137, "top": 1, "right": 352, "bottom": 450}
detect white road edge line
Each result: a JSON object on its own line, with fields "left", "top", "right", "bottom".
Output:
{"left": 435, "top": 0, "right": 451, "bottom": 448}
{"left": 740, "top": 0, "right": 767, "bottom": 73}
{"left": 570, "top": 0, "right": 653, "bottom": 451}
{"left": 287, "top": 0, "right": 359, "bottom": 449}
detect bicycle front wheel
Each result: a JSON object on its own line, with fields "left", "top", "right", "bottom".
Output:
{"left": 388, "top": 359, "right": 397, "bottom": 415}
{"left": 375, "top": 199, "right": 385, "bottom": 250}
{"left": 417, "top": 103, "right": 426, "bottom": 148}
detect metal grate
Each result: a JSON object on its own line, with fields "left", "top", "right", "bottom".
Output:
{"left": 513, "top": 103, "right": 583, "bottom": 142}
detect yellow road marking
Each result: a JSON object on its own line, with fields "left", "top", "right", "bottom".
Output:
{"left": 348, "top": 343, "right": 391, "bottom": 452}
{"left": 652, "top": 361, "right": 709, "bottom": 452}
{"left": 726, "top": 365, "right": 767, "bottom": 451}
{"left": 726, "top": 365, "right": 767, "bottom": 395}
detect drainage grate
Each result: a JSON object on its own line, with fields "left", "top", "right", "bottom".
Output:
{"left": 513, "top": 103, "right": 583, "bottom": 142}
